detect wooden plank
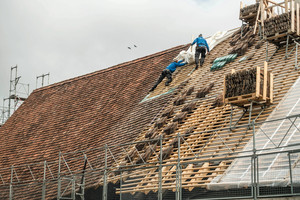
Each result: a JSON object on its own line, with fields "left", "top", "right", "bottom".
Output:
{"left": 254, "top": 4, "right": 261, "bottom": 34}
{"left": 267, "top": 0, "right": 286, "bottom": 8}
{"left": 285, "top": 0, "right": 289, "bottom": 12}
{"left": 182, "top": 164, "right": 194, "bottom": 190}
{"left": 297, "top": 3, "right": 299, "bottom": 35}
{"left": 189, "top": 162, "right": 209, "bottom": 191}
{"left": 162, "top": 165, "right": 176, "bottom": 190}
{"left": 270, "top": 72, "right": 274, "bottom": 103}
{"left": 261, "top": 0, "right": 265, "bottom": 26}
{"left": 137, "top": 168, "right": 158, "bottom": 194}
{"left": 256, "top": 66, "right": 261, "bottom": 98}
{"left": 263, "top": 62, "right": 268, "bottom": 100}
{"left": 291, "top": 0, "right": 295, "bottom": 32}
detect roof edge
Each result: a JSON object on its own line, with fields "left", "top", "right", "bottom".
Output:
{"left": 33, "top": 44, "right": 189, "bottom": 94}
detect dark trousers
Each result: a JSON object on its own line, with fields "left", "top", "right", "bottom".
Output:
{"left": 195, "top": 46, "right": 206, "bottom": 67}
{"left": 150, "top": 69, "right": 172, "bottom": 91}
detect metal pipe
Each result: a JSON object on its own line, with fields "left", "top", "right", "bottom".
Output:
{"left": 278, "top": 117, "right": 297, "bottom": 147}
{"left": 71, "top": 176, "right": 75, "bottom": 200}
{"left": 57, "top": 152, "right": 62, "bottom": 200}
{"left": 248, "top": 101, "right": 253, "bottom": 127}
{"left": 120, "top": 171, "right": 122, "bottom": 200}
{"left": 251, "top": 156, "right": 254, "bottom": 199}
{"left": 252, "top": 120, "right": 257, "bottom": 200}
{"left": 102, "top": 144, "right": 108, "bottom": 200}
{"left": 285, "top": 35, "right": 290, "bottom": 59}
{"left": 42, "top": 161, "right": 46, "bottom": 200}
{"left": 288, "top": 152, "right": 294, "bottom": 194}
{"left": 257, "top": 155, "right": 260, "bottom": 197}
{"left": 9, "top": 166, "right": 13, "bottom": 200}
{"left": 176, "top": 132, "right": 182, "bottom": 200}
{"left": 158, "top": 135, "right": 163, "bottom": 200}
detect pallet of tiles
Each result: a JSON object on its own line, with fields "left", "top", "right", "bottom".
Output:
{"left": 263, "top": 0, "right": 300, "bottom": 42}
{"left": 223, "top": 62, "right": 273, "bottom": 106}
{"left": 240, "top": 2, "right": 259, "bottom": 25}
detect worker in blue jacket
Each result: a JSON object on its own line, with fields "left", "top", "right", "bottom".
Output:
{"left": 150, "top": 59, "right": 187, "bottom": 92}
{"left": 191, "top": 34, "right": 210, "bottom": 69}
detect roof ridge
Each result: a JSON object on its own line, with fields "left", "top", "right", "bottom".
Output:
{"left": 33, "top": 44, "right": 189, "bottom": 93}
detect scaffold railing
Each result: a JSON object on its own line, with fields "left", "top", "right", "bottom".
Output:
{"left": 1, "top": 113, "right": 300, "bottom": 200}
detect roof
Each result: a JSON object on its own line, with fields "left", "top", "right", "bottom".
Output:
{"left": 0, "top": 44, "right": 189, "bottom": 199}
{"left": 1, "top": 25, "right": 300, "bottom": 199}
{"left": 101, "top": 32, "right": 300, "bottom": 197}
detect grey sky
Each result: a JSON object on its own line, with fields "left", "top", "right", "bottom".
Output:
{"left": 0, "top": 0, "right": 254, "bottom": 106}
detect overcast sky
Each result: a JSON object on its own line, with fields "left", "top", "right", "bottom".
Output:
{"left": 0, "top": 0, "right": 254, "bottom": 107}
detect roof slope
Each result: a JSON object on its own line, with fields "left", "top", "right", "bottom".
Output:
{"left": 0, "top": 44, "right": 188, "bottom": 199}
{"left": 1, "top": 27, "right": 300, "bottom": 199}
{"left": 105, "top": 32, "right": 300, "bottom": 196}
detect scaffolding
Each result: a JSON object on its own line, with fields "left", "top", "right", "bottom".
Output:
{"left": 36, "top": 73, "right": 50, "bottom": 89}
{"left": 0, "top": 112, "right": 300, "bottom": 199}
{"left": 0, "top": 66, "right": 30, "bottom": 125}
{"left": 2, "top": 64, "right": 300, "bottom": 199}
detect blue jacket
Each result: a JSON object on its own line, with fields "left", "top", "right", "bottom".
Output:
{"left": 192, "top": 37, "right": 210, "bottom": 52}
{"left": 166, "top": 60, "right": 186, "bottom": 73}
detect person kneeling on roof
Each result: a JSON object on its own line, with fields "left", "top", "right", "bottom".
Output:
{"left": 149, "top": 59, "right": 187, "bottom": 92}
{"left": 191, "top": 34, "right": 210, "bottom": 69}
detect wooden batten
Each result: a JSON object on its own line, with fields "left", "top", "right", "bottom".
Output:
{"left": 297, "top": 3, "right": 299, "bottom": 35}
{"left": 291, "top": 0, "right": 295, "bottom": 32}
{"left": 261, "top": 0, "right": 265, "bottom": 25}
{"left": 270, "top": 72, "right": 274, "bottom": 103}
{"left": 254, "top": 4, "right": 261, "bottom": 34}
{"left": 256, "top": 66, "right": 261, "bottom": 98}
{"left": 263, "top": 62, "right": 268, "bottom": 100}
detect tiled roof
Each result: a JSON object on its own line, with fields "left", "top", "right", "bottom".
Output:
{"left": 0, "top": 44, "right": 189, "bottom": 199}
{"left": 104, "top": 33, "right": 300, "bottom": 196}
{"left": 1, "top": 26, "right": 300, "bottom": 199}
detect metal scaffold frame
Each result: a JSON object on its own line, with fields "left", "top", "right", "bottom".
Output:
{"left": 1, "top": 66, "right": 30, "bottom": 125}
{"left": 36, "top": 73, "right": 50, "bottom": 89}
{"left": 0, "top": 113, "right": 300, "bottom": 199}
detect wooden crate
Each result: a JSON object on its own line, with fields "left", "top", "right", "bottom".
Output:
{"left": 261, "top": 0, "right": 300, "bottom": 42}
{"left": 239, "top": 2, "right": 259, "bottom": 25}
{"left": 223, "top": 62, "right": 273, "bottom": 106}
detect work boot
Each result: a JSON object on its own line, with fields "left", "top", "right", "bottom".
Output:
{"left": 149, "top": 86, "right": 156, "bottom": 92}
{"left": 200, "top": 58, "right": 205, "bottom": 67}
{"left": 195, "top": 64, "right": 199, "bottom": 70}
{"left": 165, "top": 82, "right": 170, "bottom": 86}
